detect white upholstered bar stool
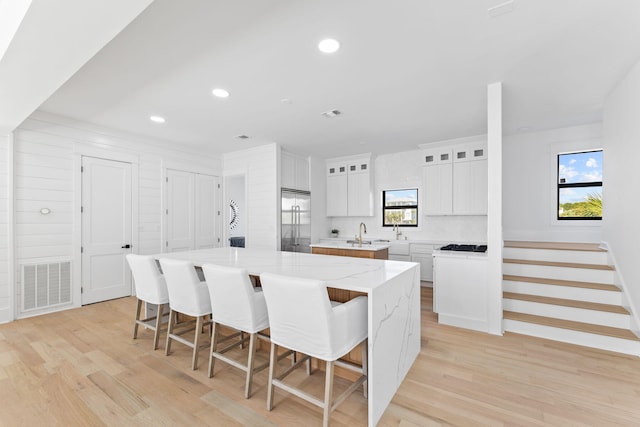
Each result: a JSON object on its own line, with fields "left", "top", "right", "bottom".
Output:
{"left": 202, "top": 264, "right": 270, "bottom": 398}
{"left": 159, "top": 258, "right": 212, "bottom": 370}
{"left": 126, "top": 254, "right": 169, "bottom": 350}
{"left": 260, "top": 273, "right": 368, "bottom": 427}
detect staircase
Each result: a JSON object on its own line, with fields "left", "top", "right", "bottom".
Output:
{"left": 502, "top": 241, "right": 640, "bottom": 356}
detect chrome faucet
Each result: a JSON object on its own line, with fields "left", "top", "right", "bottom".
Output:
{"left": 393, "top": 222, "right": 403, "bottom": 240}
{"left": 357, "top": 222, "right": 367, "bottom": 247}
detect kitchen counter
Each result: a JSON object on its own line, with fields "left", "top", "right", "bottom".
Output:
{"left": 154, "top": 247, "right": 420, "bottom": 426}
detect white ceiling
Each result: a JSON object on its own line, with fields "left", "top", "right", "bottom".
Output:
{"left": 38, "top": 0, "right": 640, "bottom": 158}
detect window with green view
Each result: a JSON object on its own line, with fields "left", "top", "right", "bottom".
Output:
{"left": 557, "top": 150, "right": 602, "bottom": 220}
{"left": 382, "top": 189, "right": 418, "bottom": 226}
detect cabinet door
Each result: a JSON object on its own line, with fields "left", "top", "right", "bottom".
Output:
{"left": 326, "top": 174, "right": 348, "bottom": 216}
{"left": 295, "top": 156, "right": 310, "bottom": 191}
{"left": 347, "top": 170, "right": 372, "bottom": 216}
{"left": 422, "top": 163, "right": 452, "bottom": 215}
{"left": 281, "top": 152, "right": 296, "bottom": 189}
{"left": 453, "top": 159, "right": 487, "bottom": 215}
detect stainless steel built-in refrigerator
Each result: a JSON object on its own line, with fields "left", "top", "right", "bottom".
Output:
{"left": 281, "top": 188, "right": 311, "bottom": 253}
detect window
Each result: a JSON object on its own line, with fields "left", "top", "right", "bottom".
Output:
{"left": 382, "top": 189, "right": 418, "bottom": 226}
{"left": 557, "top": 150, "right": 602, "bottom": 220}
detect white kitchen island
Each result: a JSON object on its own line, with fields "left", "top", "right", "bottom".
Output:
{"left": 154, "top": 247, "right": 420, "bottom": 427}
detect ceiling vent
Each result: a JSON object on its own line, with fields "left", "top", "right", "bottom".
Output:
{"left": 235, "top": 134, "right": 249, "bottom": 139}
{"left": 321, "top": 109, "right": 342, "bottom": 118}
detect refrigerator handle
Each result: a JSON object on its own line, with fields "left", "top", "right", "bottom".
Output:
{"left": 295, "top": 205, "right": 300, "bottom": 246}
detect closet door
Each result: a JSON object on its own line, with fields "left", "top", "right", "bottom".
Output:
{"left": 166, "top": 169, "right": 220, "bottom": 252}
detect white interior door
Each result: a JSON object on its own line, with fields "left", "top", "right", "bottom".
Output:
{"left": 195, "top": 174, "right": 219, "bottom": 249}
{"left": 166, "top": 169, "right": 195, "bottom": 252}
{"left": 81, "top": 156, "right": 132, "bottom": 305}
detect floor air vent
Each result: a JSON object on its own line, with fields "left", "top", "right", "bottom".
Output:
{"left": 21, "top": 260, "right": 72, "bottom": 312}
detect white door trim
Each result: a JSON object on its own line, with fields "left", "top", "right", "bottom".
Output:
{"left": 73, "top": 148, "right": 138, "bottom": 306}
{"left": 5, "top": 132, "right": 15, "bottom": 322}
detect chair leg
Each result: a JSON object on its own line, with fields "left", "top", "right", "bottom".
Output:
{"left": 153, "top": 303, "right": 164, "bottom": 350}
{"left": 133, "top": 298, "right": 143, "bottom": 339}
{"left": 165, "top": 309, "right": 175, "bottom": 356}
{"left": 361, "top": 339, "right": 368, "bottom": 398}
{"left": 208, "top": 321, "right": 219, "bottom": 378}
{"left": 267, "top": 342, "right": 278, "bottom": 411}
{"left": 192, "top": 315, "right": 203, "bottom": 370}
{"left": 245, "top": 332, "right": 258, "bottom": 399}
{"left": 306, "top": 355, "right": 312, "bottom": 375}
{"left": 323, "top": 360, "right": 335, "bottom": 427}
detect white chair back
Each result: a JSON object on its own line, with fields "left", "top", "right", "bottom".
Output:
{"left": 260, "top": 273, "right": 336, "bottom": 360}
{"left": 159, "top": 258, "right": 211, "bottom": 317}
{"left": 126, "top": 254, "right": 169, "bottom": 305}
{"left": 202, "top": 264, "right": 269, "bottom": 333}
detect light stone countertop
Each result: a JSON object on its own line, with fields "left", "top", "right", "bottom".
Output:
{"left": 309, "top": 242, "right": 390, "bottom": 251}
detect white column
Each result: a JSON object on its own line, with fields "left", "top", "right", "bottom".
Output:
{"left": 486, "top": 82, "right": 503, "bottom": 335}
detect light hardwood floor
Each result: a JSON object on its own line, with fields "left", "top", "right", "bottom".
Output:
{"left": 1, "top": 288, "right": 640, "bottom": 426}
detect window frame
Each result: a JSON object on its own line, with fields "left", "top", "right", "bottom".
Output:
{"left": 382, "top": 188, "right": 419, "bottom": 227}
{"left": 557, "top": 149, "right": 602, "bottom": 221}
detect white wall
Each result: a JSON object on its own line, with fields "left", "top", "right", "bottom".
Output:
{"left": 603, "top": 59, "right": 640, "bottom": 317}
{"left": 0, "top": 134, "right": 10, "bottom": 321}
{"left": 223, "top": 144, "right": 278, "bottom": 250}
{"left": 502, "top": 123, "right": 603, "bottom": 243}
{"left": 330, "top": 149, "right": 487, "bottom": 243}
{"left": 7, "top": 111, "right": 221, "bottom": 320}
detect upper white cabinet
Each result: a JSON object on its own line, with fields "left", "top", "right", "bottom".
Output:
{"left": 452, "top": 144, "right": 488, "bottom": 215}
{"left": 326, "top": 154, "right": 373, "bottom": 217}
{"left": 422, "top": 147, "right": 453, "bottom": 215}
{"left": 282, "top": 151, "right": 309, "bottom": 191}
{"left": 421, "top": 137, "right": 487, "bottom": 215}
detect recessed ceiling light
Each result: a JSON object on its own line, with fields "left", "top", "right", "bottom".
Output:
{"left": 150, "top": 116, "right": 165, "bottom": 123}
{"left": 212, "top": 88, "right": 230, "bottom": 98}
{"left": 318, "top": 38, "right": 340, "bottom": 54}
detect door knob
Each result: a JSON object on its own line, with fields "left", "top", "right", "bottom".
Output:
{"left": 121, "top": 244, "right": 131, "bottom": 249}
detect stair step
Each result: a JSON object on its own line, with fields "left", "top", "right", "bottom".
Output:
{"left": 503, "top": 292, "right": 628, "bottom": 314}
{"left": 503, "top": 258, "right": 614, "bottom": 271}
{"left": 503, "top": 275, "right": 620, "bottom": 292}
{"left": 503, "top": 311, "right": 639, "bottom": 341}
{"left": 504, "top": 241, "right": 606, "bottom": 252}
{"left": 503, "top": 247, "right": 609, "bottom": 265}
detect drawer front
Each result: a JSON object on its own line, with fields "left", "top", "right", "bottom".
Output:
{"left": 410, "top": 244, "right": 434, "bottom": 254}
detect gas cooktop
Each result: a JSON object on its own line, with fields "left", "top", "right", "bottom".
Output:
{"left": 439, "top": 244, "right": 487, "bottom": 253}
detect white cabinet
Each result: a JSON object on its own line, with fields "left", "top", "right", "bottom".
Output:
{"left": 422, "top": 147, "right": 453, "bottom": 215}
{"left": 421, "top": 139, "right": 487, "bottom": 215}
{"left": 326, "top": 155, "right": 373, "bottom": 217}
{"left": 433, "top": 252, "right": 488, "bottom": 332}
{"left": 326, "top": 163, "right": 348, "bottom": 216}
{"left": 410, "top": 243, "right": 434, "bottom": 281}
{"left": 452, "top": 144, "right": 487, "bottom": 215}
{"left": 388, "top": 241, "right": 410, "bottom": 262}
{"left": 282, "top": 151, "right": 309, "bottom": 191}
